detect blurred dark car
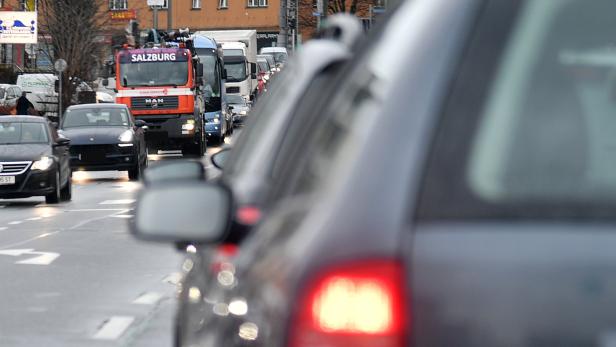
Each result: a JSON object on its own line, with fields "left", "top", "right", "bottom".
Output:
{"left": 136, "top": 0, "right": 616, "bottom": 346}
{"left": 60, "top": 103, "right": 147, "bottom": 180}
{"left": 0, "top": 116, "right": 71, "bottom": 204}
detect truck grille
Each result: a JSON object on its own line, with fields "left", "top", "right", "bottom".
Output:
{"left": 0, "top": 161, "right": 31, "bottom": 175}
{"left": 131, "top": 96, "right": 179, "bottom": 110}
{"left": 226, "top": 87, "right": 240, "bottom": 94}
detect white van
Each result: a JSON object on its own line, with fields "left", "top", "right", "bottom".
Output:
{"left": 16, "top": 74, "right": 58, "bottom": 116}
{"left": 259, "top": 47, "right": 288, "bottom": 69}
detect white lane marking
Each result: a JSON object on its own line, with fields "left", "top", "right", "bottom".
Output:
{"left": 26, "top": 217, "right": 43, "bottom": 221}
{"left": 0, "top": 248, "right": 60, "bottom": 265}
{"left": 0, "top": 231, "right": 61, "bottom": 250}
{"left": 17, "top": 252, "right": 60, "bottom": 265}
{"left": 162, "top": 272, "right": 183, "bottom": 286}
{"left": 133, "top": 292, "right": 163, "bottom": 305}
{"left": 111, "top": 214, "right": 133, "bottom": 219}
{"left": 92, "top": 316, "right": 135, "bottom": 340}
{"left": 99, "top": 199, "right": 135, "bottom": 205}
{"left": 65, "top": 209, "right": 129, "bottom": 212}
{"left": 0, "top": 227, "right": 7, "bottom": 231}
{"left": 8, "top": 221, "right": 22, "bottom": 225}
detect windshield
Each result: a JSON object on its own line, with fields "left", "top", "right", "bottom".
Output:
{"left": 226, "top": 95, "right": 245, "bottom": 104}
{"left": 225, "top": 61, "right": 247, "bottom": 82}
{"left": 264, "top": 52, "right": 287, "bottom": 64}
{"left": 119, "top": 61, "right": 188, "bottom": 87}
{"left": 0, "top": 122, "right": 48, "bottom": 144}
{"left": 62, "top": 108, "right": 130, "bottom": 128}
{"left": 224, "top": 49, "right": 244, "bottom": 57}
{"left": 258, "top": 61, "right": 269, "bottom": 72}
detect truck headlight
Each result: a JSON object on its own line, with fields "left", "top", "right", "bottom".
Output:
{"left": 240, "top": 110, "right": 247, "bottom": 115}
{"left": 118, "top": 130, "right": 133, "bottom": 143}
{"left": 182, "top": 123, "right": 196, "bottom": 131}
{"left": 32, "top": 156, "right": 54, "bottom": 171}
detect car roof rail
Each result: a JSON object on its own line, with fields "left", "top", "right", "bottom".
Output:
{"left": 316, "top": 13, "right": 363, "bottom": 49}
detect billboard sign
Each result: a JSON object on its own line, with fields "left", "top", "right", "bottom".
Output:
{"left": 147, "top": 0, "right": 165, "bottom": 6}
{"left": 0, "top": 11, "right": 37, "bottom": 44}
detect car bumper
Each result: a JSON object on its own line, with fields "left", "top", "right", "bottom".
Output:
{"left": 136, "top": 114, "right": 199, "bottom": 143}
{"left": 69, "top": 144, "right": 138, "bottom": 171}
{"left": 232, "top": 113, "right": 247, "bottom": 123}
{"left": 205, "top": 123, "right": 223, "bottom": 137}
{"left": 0, "top": 169, "right": 56, "bottom": 199}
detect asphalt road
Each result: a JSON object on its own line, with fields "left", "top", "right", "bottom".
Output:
{"left": 0, "top": 135, "right": 233, "bottom": 347}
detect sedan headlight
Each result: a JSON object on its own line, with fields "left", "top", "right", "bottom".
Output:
{"left": 32, "top": 156, "right": 54, "bottom": 171}
{"left": 240, "top": 110, "right": 247, "bottom": 115}
{"left": 118, "top": 130, "right": 133, "bottom": 143}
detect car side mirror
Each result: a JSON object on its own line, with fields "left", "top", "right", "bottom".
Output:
{"left": 211, "top": 147, "right": 231, "bottom": 170}
{"left": 196, "top": 63, "right": 204, "bottom": 78}
{"left": 222, "top": 69, "right": 228, "bottom": 80}
{"left": 130, "top": 183, "right": 231, "bottom": 244}
{"left": 250, "top": 62, "right": 257, "bottom": 74}
{"left": 54, "top": 137, "right": 70, "bottom": 147}
{"left": 134, "top": 119, "right": 146, "bottom": 128}
{"left": 143, "top": 160, "right": 206, "bottom": 186}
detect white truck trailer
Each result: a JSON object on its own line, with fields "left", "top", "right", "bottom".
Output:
{"left": 195, "top": 30, "right": 257, "bottom": 102}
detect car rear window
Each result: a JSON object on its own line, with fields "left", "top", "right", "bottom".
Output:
{"left": 418, "top": 0, "right": 616, "bottom": 219}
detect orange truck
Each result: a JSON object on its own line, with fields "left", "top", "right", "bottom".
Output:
{"left": 114, "top": 47, "right": 206, "bottom": 156}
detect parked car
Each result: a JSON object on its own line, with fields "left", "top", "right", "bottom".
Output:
{"left": 0, "top": 116, "right": 71, "bottom": 204}
{"left": 226, "top": 94, "right": 250, "bottom": 125}
{"left": 59, "top": 103, "right": 147, "bottom": 180}
{"left": 136, "top": 0, "right": 616, "bottom": 346}
{"left": 0, "top": 84, "right": 23, "bottom": 113}
{"left": 132, "top": 14, "right": 363, "bottom": 347}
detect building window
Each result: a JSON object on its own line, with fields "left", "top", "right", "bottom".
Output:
{"left": 109, "top": 0, "right": 127, "bottom": 10}
{"left": 161, "top": 0, "right": 168, "bottom": 8}
{"left": 192, "top": 0, "right": 201, "bottom": 8}
{"left": 247, "top": 0, "right": 267, "bottom": 7}
{"left": 218, "top": 0, "right": 227, "bottom": 8}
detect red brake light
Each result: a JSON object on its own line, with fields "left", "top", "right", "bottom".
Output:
{"left": 290, "top": 260, "right": 406, "bottom": 347}
{"left": 236, "top": 205, "right": 262, "bottom": 225}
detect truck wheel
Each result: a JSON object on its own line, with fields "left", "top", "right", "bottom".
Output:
{"left": 128, "top": 161, "right": 141, "bottom": 181}
{"left": 60, "top": 173, "right": 72, "bottom": 201}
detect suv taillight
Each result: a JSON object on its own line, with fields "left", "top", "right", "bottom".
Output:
{"left": 290, "top": 260, "right": 406, "bottom": 347}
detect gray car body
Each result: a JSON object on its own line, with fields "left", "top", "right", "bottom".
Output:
{"left": 180, "top": 0, "right": 616, "bottom": 346}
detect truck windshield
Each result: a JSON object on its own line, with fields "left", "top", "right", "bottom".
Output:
{"left": 225, "top": 61, "right": 247, "bottom": 82}
{"left": 119, "top": 61, "right": 189, "bottom": 87}
{"left": 224, "top": 49, "right": 244, "bottom": 57}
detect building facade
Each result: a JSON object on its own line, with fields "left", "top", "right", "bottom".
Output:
{"left": 105, "top": 0, "right": 281, "bottom": 50}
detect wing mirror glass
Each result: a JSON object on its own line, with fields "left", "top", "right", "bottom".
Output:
{"left": 143, "top": 160, "right": 206, "bottom": 186}
{"left": 211, "top": 147, "right": 231, "bottom": 170}
{"left": 134, "top": 119, "right": 146, "bottom": 128}
{"left": 131, "top": 183, "right": 231, "bottom": 244}
{"left": 102, "top": 78, "right": 109, "bottom": 87}
{"left": 196, "top": 63, "right": 204, "bottom": 78}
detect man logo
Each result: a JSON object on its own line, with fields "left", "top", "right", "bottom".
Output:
{"left": 145, "top": 98, "right": 164, "bottom": 108}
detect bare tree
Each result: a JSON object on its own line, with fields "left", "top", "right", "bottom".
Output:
{"left": 298, "top": 0, "right": 372, "bottom": 40}
{"left": 38, "top": 0, "right": 109, "bottom": 112}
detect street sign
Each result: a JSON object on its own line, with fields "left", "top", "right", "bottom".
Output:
{"left": 312, "top": 12, "right": 321, "bottom": 16}
{"left": 54, "top": 59, "right": 67, "bottom": 73}
{"left": 147, "top": 0, "right": 165, "bottom": 5}
{"left": 0, "top": 11, "right": 38, "bottom": 44}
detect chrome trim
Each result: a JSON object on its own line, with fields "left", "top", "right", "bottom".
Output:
{"left": 0, "top": 161, "right": 32, "bottom": 176}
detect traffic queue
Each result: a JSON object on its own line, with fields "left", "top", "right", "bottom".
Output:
{"left": 0, "top": 28, "right": 280, "bottom": 204}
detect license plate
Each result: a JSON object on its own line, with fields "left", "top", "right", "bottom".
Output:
{"left": 0, "top": 176, "right": 15, "bottom": 185}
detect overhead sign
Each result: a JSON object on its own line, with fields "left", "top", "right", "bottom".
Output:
{"left": 110, "top": 9, "right": 137, "bottom": 21}
{"left": 0, "top": 11, "right": 38, "bottom": 44}
{"left": 119, "top": 49, "right": 189, "bottom": 63}
{"left": 147, "top": 0, "right": 165, "bottom": 5}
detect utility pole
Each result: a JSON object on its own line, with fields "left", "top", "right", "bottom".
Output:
{"left": 153, "top": 6, "right": 158, "bottom": 30}
{"left": 167, "top": 0, "right": 173, "bottom": 31}
{"left": 278, "top": 0, "right": 288, "bottom": 48}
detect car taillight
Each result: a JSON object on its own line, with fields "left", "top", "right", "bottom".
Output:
{"left": 290, "top": 260, "right": 406, "bottom": 347}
